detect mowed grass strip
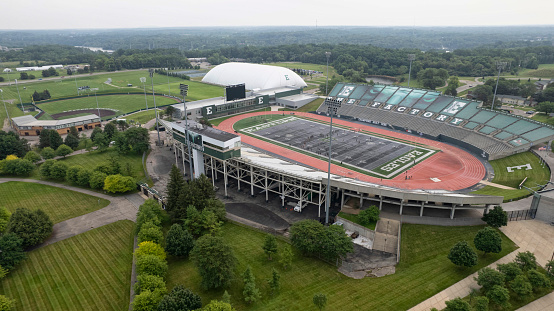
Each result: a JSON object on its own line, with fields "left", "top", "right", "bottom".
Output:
{"left": 0, "top": 220, "right": 134, "bottom": 311}
{"left": 0, "top": 181, "right": 109, "bottom": 223}
{"left": 166, "top": 222, "right": 516, "bottom": 311}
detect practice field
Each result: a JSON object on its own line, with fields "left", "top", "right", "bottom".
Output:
{"left": 218, "top": 111, "right": 485, "bottom": 191}
{"left": 0, "top": 220, "right": 134, "bottom": 311}
{"left": 0, "top": 181, "right": 109, "bottom": 223}
{"left": 166, "top": 222, "right": 516, "bottom": 311}
{"left": 36, "top": 94, "right": 178, "bottom": 119}
{"left": 240, "top": 116, "right": 435, "bottom": 178}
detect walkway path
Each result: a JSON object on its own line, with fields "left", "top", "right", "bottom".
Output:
{"left": 0, "top": 178, "right": 141, "bottom": 249}
{"left": 408, "top": 220, "right": 554, "bottom": 311}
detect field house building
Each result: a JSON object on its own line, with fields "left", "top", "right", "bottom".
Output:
{"left": 11, "top": 114, "right": 101, "bottom": 136}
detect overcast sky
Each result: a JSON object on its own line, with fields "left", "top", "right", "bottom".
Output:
{"left": 2, "top": 0, "right": 553, "bottom": 30}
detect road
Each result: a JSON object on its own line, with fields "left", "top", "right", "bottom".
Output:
{"left": 456, "top": 77, "right": 484, "bottom": 94}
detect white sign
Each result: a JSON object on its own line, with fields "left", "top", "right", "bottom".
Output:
{"left": 443, "top": 101, "right": 468, "bottom": 115}
{"left": 338, "top": 86, "right": 354, "bottom": 97}
{"left": 507, "top": 163, "right": 532, "bottom": 172}
{"left": 380, "top": 150, "right": 423, "bottom": 172}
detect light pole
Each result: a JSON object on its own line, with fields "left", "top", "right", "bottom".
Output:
{"left": 180, "top": 83, "right": 194, "bottom": 180}
{"left": 325, "top": 52, "right": 331, "bottom": 96}
{"left": 74, "top": 72, "right": 79, "bottom": 95}
{"left": 324, "top": 97, "right": 342, "bottom": 225}
{"left": 140, "top": 77, "right": 148, "bottom": 110}
{"left": 0, "top": 89, "right": 9, "bottom": 128}
{"left": 166, "top": 62, "right": 171, "bottom": 96}
{"left": 14, "top": 79, "right": 24, "bottom": 114}
{"left": 492, "top": 61, "right": 508, "bottom": 110}
{"left": 92, "top": 88, "right": 101, "bottom": 127}
{"left": 407, "top": 54, "right": 416, "bottom": 87}
{"left": 149, "top": 69, "right": 161, "bottom": 146}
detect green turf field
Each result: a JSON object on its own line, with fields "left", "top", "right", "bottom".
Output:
{"left": 166, "top": 222, "right": 516, "bottom": 311}
{"left": 124, "top": 109, "right": 161, "bottom": 125}
{"left": 0, "top": 181, "right": 109, "bottom": 223}
{"left": 472, "top": 151, "right": 550, "bottom": 201}
{"left": 295, "top": 97, "right": 324, "bottom": 112}
{"left": 0, "top": 100, "right": 39, "bottom": 128}
{"left": 0, "top": 220, "right": 134, "bottom": 311}
{"left": 500, "top": 64, "right": 554, "bottom": 78}
{"left": 35, "top": 94, "right": 178, "bottom": 117}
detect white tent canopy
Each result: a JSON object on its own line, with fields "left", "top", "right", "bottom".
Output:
{"left": 202, "top": 62, "right": 307, "bottom": 90}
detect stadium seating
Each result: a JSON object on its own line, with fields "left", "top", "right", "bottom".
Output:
{"left": 319, "top": 83, "right": 554, "bottom": 159}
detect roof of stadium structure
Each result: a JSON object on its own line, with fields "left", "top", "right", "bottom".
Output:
{"left": 202, "top": 62, "right": 308, "bottom": 90}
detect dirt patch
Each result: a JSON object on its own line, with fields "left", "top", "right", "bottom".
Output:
{"left": 51, "top": 109, "right": 116, "bottom": 119}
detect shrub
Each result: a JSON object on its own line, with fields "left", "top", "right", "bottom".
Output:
{"left": 6, "top": 208, "right": 53, "bottom": 248}
{"left": 0, "top": 233, "right": 26, "bottom": 270}
{"left": 358, "top": 206, "right": 380, "bottom": 225}
{"left": 76, "top": 168, "right": 92, "bottom": 187}
{"left": 40, "top": 147, "right": 56, "bottom": 160}
{"left": 496, "top": 262, "right": 522, "bottom": 282}
{"left": 158, "top": 285, "right": 202, "bottom": 311}
{"left": 23, "top": 150, "right": 41, "bottom": 163}
{"left": 475, "top": 267, "right": 505, "bottom": 291}
{"left": 137, "top": 221, "right": 164, "bottom": 244}
{"left": 49, "top": 161, "right": 68, "bottom": 180}
{"left": 135, "top": 241, "right": 166, "bottom": 261}
{"left": 510, "top": 275, "right": 533, "bottom": 299}
{"left": 131, "top": 289, "right": 164, "bottom": 311}
{"left": 473, "top": 227, "right": 502, "bottom": 255}
{"left": 486, "top": 285, "right": 510, "bottom": 309}
{"left": 134, "top": 274, "right": 166, "bottom": 295}
{"left": 89, "top": 171, "right": 107, "bottom": 189}
{"left": 0, "top": 207, "right": 10, "bottom": 233}
{"left": 55, "top": 144, "right": 73, "bottom": 158}
{"left": 2, "top": 158, "right": 34, "bottom": 175}
{"left": 136, "top": 254, "right": 168, "bottom": 278}
{"left": 103, "top": 174, "right": 135, "bottom": 193}
{"left": 448, "top": 241, "right": 477, "bottom": 268}
{"left": 514, "top": 251, "right": 537, "bottom": 271}
{"left": 527, "top": 269, "right": 551, "bottom": 292}
{"left": 482, "top": 206, "right": 507, "bottom": 228}
{"left": 39, "top": 159, "right": 56, "bottom": 178}
{"left": 66, "top": 165, "right": 83, "bottom": 184}
{"left": 444, "top": 297, "right": 470, "bottom": 311}
{"left": 165, "top": 224, "right": 195, "bottom": 257}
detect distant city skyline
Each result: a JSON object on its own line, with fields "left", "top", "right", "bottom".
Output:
{"left": 1, "top": 0, "right": 553, "bottom": 30}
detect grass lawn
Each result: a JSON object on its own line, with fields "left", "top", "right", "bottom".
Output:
{"left": 0, "top": 220, "right": 134, "bottom": 311}
{"left": 337, "top": 211, "right": 377, "bottom": 230}
{"left": 36, "top": 94, "right": 178, "bottom": 116}
{"left": 152, "top": 79, "right": 223, "bottom": 101}
{"left": 166, "top": 222, "right": 516, "bottom": 311}
{"left": 0, "top": 101, "right": 39, "bottom": 130}
{"left": 124, "top": 109, "right": 162, "bottom": 125}
{"left": 531, "top": 112, "right": 554, "bottom": 125}
{"left": 472, "top": 151, "right": 550, "bottom": 201}
{"left": 0, "top": 181, "right": 109, "bottom": 223}
{"left": 500, "top": 64, "right": 554, "bottom": 78}
{"left": 295, "top": 97, "right": 324, "bottom": 112}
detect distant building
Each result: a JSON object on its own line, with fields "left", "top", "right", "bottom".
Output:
{"left": 11, "top": 114, "right": 101, "bottom": 136}
{"left": 535, "top": 79, "right": 554, "bottom": 91}
{"left": 3, "top": 68, "right": 12, "bottom": 73}
{"left": 496, "top": 94, "right": 532, "bottom": 106}
{"left": 16, "top": 64, "right": 63, "bottom": 72}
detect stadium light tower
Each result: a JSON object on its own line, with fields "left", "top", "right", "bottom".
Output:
{"left": 325, "top": 52, "right": 331, "bottom": 96}
{"left": 180, "top": 83, "right": 194, "bottom": 180}
{"left": 92, "top": 88, "right": 101, "bottom": 127}
{"left": 407, "top": 54, "right": 416, "bottom": 87}
{"left": 149, "top": 69, "right": 161, "bottom": 146}
{"left": 492, "top": 61, "right": 508, "bottom": 110}
{"left": 0, "top": 89, "right": 9, "bottom": 128}
{"left": 140, "top": 77, "right": 149, "bottom": 111}
{"left": 14, "top": 79, "right": 24, "bottom": 114}
{"left": 324, "top": 97, "right": 341, "bottom": 225}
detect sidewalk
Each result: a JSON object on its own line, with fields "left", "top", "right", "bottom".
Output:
{"left": 408, "top": 220, "right": 554, "bottom": 311}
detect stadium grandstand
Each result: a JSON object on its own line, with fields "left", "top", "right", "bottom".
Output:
{"left": 317, "top": 83, "right": 554, "bottom": 160}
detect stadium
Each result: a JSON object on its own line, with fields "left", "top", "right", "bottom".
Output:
{"left": 161, "top": 63, "right": 554, "bottom": 222}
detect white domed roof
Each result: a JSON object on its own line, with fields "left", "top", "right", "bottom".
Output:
{"left": 202, "top": 62, "right": 307, "bottom": 90}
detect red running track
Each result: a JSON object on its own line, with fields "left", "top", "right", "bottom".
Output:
{"left": 216, "top": 111, "right": 486, "bottom": 191}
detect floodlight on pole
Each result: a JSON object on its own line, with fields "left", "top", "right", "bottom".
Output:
{"left": 167, "top": 62, "right": 171, "bottom": 96}
{"left": 180, "top": 83, "right": 194, "bottom": 180}
{"left": 140, "top": 77, "right": 148, "bottom": 111}
{"left": 492, "top": 61, "right": 508, "bottom": 110}
{"left": 325, "top": 52, "right": 331, "bottom": 96}
{"left": 0, "top": 89, "right": 10, "bottom": 128}
{"left": 324, "top": 97, "right": 341, "bottom": 225}
{"left": 14, "top": 79, "right": 24, "bottom": 114}
{"left": 74, "top": 73, "right": 79, "bottom": 95}
{"left": 92, "top": 88, "right": 101, "bottom": 126}
{"left": 407, "top": 54, "right": 416, "bottom": 87}
{"left": 149, "top": 69, "right": 161, "bottom": 146}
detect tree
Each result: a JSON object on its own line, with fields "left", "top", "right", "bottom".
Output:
{"left": 313, "top": 293, "right": 327, "bottom": 311}
{"left": 475, "top": 267, "right": 505, "bottom": 291}
{"left": 76, "top": 168, "right": 92, "bottom": 187}
{"left": 56, "top": 144, "right": 73, "bottom": 158}
{"left": 0, "top": 131, "right": 29, "bottom": 160}
{"left": 2, "top": 158, "right": 34, "bottom": 175}
{"left": 496, "top": 262, "right": 522, "bottom": 282}
{"left": 157, "top": 285, "right": 202, "bottom": 311}
{"left": 39, "top": 159, "right": 56, "bottom": 178}
{"left": 474, "top": 227, "right": 502, "bottom": 255}
{"left": 90, "top": 127, "right": 103, "bottom": 142}
{"left": 262, "top": 234, "right": 278, "bottom": 261}
{"left": 267, "top": 268, "right": 280, "bottom": 296}
{"left": 241, "top": 266, "right": 260, "bottom": 304}
{"left": 358, "top": 206, "right": 380, "bottom": 225}
{"left": 103, "top": 122, "right": 117, "bottom": 140}
{"left": 48, "top": 130, "right": 63, "bottom": 150}
{"left": 221, "top": 291, "right": 231, "bottom": 304}
{"left": 138, "top": 221, "right": 164, "bottom": 244}
{"left": 135, "top": 241, "right": 166, "bottom": 261}
{"left": 473, "top": 296, "right": 489, "bottom": 311}
{"left": 546, "top": 260, "right": 554, "bottom": 278}
{"left": 486, "top": 285, "right": 510, "bottom": 309}
{"left": 64, "top": 133, "right": 80, "bottom": 150}
{"left": 203, "top": 300, "right": 236, "bottom": 311}
{"left": 89, "top": 171, "right": 107, "bottom": 189}
{"left": 136, "top": 254, "right": 168, "bottom": 278}
{"left": 444, "top": 297, "right": 470, "bottom": 311}
{"left": 165, "top": 165, "right": 185, "bottom": 215}
{"left": 32, "top": 90, "right": 42, "bottom": 102}
{"left": 134, "top": 274, "right": 166, "bottom": 295}
{"left": 514, "top": 251, "right": 537, "bottom": 271}
{"left": 19, "top": 72, "right": 28, "bottom": 80}
{"left": 537, "top": 102, "right": 554, "bottom": 114}
{"left": 0, "top": 295, "right": 14, "bottom": 311}
{"left": 417, "top": 68, "right": 449, "bottom": 90}
{"left": 510, "top": 275, "right": 533, "bottom": 299}
{"left": 103, "top": 174, "right": 135, "bottom": 193}
{"left": 93, "top": 132, "right": 110, "bottom": 151}
{"left": 135, "top": 199, "right": 162, "bottom": 235}
{"left": 49, "top": 161, "right": 68, "bottom": 180}
{"left": 165, "top": 106, "right": 176, "bottom": 119}
{"left": 40, "top": 147, "right": 56, "bottom": 160}
{"left": 470, "top": 85, "right": 494, "bottom": 104}
{"left": 448, "top": 241, "right": 477, "bottom": 268}
{"left": 165, "top": 224, "right": 195, "bottom": 257}
{"left": 280, "top": 244, "right": 293, "bottom": 270}
{"left": 23, "top": 150, "right": 41, "bottom": 163}
{"left": 527, "top": 269, "right": 551, "bottom": 292}
{"left": 66, "top": 165, "right": 83, "bottom": 184}
{"left": 113, "top": 131, "right": 130, "bottom": 154}
{"left": 482, "top": 206, "right": 507, "bottom": 228}
{"left": 125, "top": 127, "right": 150, "bottom": 154}
{"left": 0, "top": 207, "right": 11, "bottom": 233}
{"left": 132, "top": 289, "right": 164, "bottom": 311}
{"left": 6, "top": 208, "right": 53, "bottom": 248}
{"left": 290, "top": 219, "right": 353, "bottom": 262}
{"left": 0, "top": 233, "right": 26, "bottom": 270}
{"left": 191, "top": 235, "right": 237, "bottom": 290}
